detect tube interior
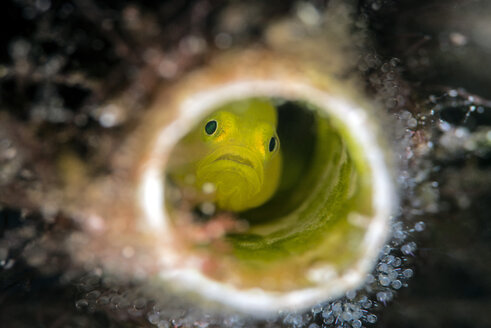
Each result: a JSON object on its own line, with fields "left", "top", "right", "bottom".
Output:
{"left": 164, "top": 97, "right": 374, "bottom": 291}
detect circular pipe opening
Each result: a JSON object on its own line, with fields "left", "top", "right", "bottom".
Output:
{"left": 138, "top": 80, "right": 394, "bottom": 315}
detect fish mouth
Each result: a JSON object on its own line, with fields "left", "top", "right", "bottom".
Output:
{"left": 198, "top": 146, "right": 264, "bottom": 190}
{"left": 213, "top": 154, "right": 254, "bottom": 168}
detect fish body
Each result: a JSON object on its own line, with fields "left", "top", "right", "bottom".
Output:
{"left": 169, "top": 99, "right": 282, "bottom": 212}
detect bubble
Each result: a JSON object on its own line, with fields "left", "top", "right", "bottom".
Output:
{"left": 376, "top": 291, "right": 392, "bottom": 303}
{"left": 407, "top": 118, "right": 418, "bottom": 128}
{"left": 414, "top": 221, "right": 426, "bottom": 232}
{"left": 388, "top": 269, "right": 398, "bottom": 281}
{"left": 350, "top": 319, "right": 361, "bottom": 328}
{"left": 134, "top": 298, "right": 147, "bottom": 309}
{"left": 352, "top": 308, "right": 363, "bottom": 320}
{"left": 391, "top": 280, "right": 403, "bottom": 289}
{"left": 75, "top": 299, "right": 89, "bottom": 310}
{"left": 378, "top": 274, "right": 390, "bottom": 286}
{"left": 382, "top": 245, "right": 392, "bottom": 255}
{"left": 361, "top": 298, "right": 372, "bottom": 309}
{"left": 311, "top": 304, "right": 323, "bottom": 315}
{"left": 401, "top": 242, "right": 417, "bottom": 255}
{"left": 378, "top": 263, "right": 389, "bottom": 273}
{"left": 384, "top": 254, "right": 394, "bottom": 263}
{"left": 86, "top": 290, "right": 101, "bottom": 300}
{"left": 341, "top": 311, "right": 352, "bottom": 321}
{"left": 322, "top": 307, "right": 332, "bottom": 318}
{"left": 332, "top": 302, "right": 343, "bottom": 314}
{"left": 148, "top": 313, "right": 160, "bottom": 324}
{"left": 367, "top": 314, "right": 377, "bottom": 324}
{"left": 284, "top": 313, "right": 303, "bottom": 326}
{"left": 392, "top": 222, "right": 407, "bottom": 241}
{"left": 402, "top": 268, "right": 414, "bottom": 278}
{"left": 111, "top": 295, "right": 123, "bottom": 306}
{"left": 323, "top": 314, "right": 335, "bottom": 325}
{"left": 79, "top": 274, "right": 101, "bottom": 291}
{"left": 97, "top": 295, "right": 110, "bottom": 305}
{"left": 346, "top": 289, "right": 357, "bottom": 300}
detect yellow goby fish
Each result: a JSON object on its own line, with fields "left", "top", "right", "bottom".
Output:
{"left": 169, "top": 99, "right": 282, "bottom": 212}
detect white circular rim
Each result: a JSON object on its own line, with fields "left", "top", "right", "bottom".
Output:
{"left": 138, "top": 80, "right": 394, "bottom": 315}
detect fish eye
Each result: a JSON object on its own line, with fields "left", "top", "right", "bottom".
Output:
{"left": 268, "top": 136, "right": 277, "bottom": 152}
{"left": 204, "top": 120, "right": 218, "bottom": 135}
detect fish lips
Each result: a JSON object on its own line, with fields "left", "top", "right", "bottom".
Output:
{"left": 196, "top": 147, "right": 264, "bottom": 211}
